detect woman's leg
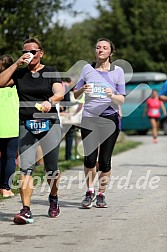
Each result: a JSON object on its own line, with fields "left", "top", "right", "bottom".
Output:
{"left": 81, "top": 118, "right": 99, "bottom": 189}
{"left": 96, "top": 115, "right": 119, "bottom": 207}
{"left": 150, "top": 118, "right": 158, "bottom": 141}
{"left": 98, "top": 127, "right": 119, "bottom": 192}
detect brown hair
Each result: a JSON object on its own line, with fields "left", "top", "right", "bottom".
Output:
{"left": 96, "top": 38, "right": 115, "bottom": 54}
{"left": 0, "top": 55, "right": 14, "bottom": 73}
{"left": 95, "top": 38, "right": 115, "bottom": 63}
{"left": 23, "top": 37, "right": 43, "bottom": 50}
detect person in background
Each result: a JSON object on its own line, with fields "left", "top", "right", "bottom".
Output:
{"left": 0, "top": 55, "right": 19, "bottom": 198}
{"left": 60, "top": 78, "right": 83, "bottom": 160}
{"left": 60, "top": 78, "right": 75, "bottom": 160}
{"left": 159, "top": 80, "right": 167, "bottom": 102}
{"left": 74, "top": 38, "right": 126, "bottom": 208}
{"left": 0, "top": 37, "right": 64, "bottom": 224}
{"left": 144, "top": 89, "right": 166, "bottom": 143}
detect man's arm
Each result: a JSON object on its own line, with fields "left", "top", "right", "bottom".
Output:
{"left": 50, "top": 82, "right": 64, "bottom": 103}
{"left": 0, "top": 55, "right": 31, "bottom": 87}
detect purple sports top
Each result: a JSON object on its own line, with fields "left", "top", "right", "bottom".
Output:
{"left": 75, "top": 64, "right": 126, "bottom": 117}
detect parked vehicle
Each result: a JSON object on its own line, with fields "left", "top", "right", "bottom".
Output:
{"left": 121, "top": 72, "right": 167, "bottom": 134}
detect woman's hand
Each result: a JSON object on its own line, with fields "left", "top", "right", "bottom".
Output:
{"left": 105, "top": 88, "right": 125, "bottom": 105}
{"left": 84, "top": 84, "right": 94, "bottom": 94}
{"left": 105, "top": 87, "right": 114, "bottom": 98}
{"left": 74, "top": 83, "right": 93, "bottom": 99}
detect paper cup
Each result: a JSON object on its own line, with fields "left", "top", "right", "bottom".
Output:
{"left": 24, "top": 52, "right": 34, "bottom": 64}
{"left": 87, "top": 83, "right": 94, "bottom": 97}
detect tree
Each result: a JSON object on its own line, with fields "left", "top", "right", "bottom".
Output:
{"left": 121, "top": 0, "right": 167, "bottom": 72}
{"left": 89, "top": 0, "right": 167, "bottom": 72}
{"left": 43, "top": 21, "right": 94, "bottom": 71}
{"left": 0, "top": 0, "right": 75, "bottom": 57}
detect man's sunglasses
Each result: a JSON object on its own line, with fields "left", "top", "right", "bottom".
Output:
{"left": 22, "top": 49, "right": 41, "bottom": 55}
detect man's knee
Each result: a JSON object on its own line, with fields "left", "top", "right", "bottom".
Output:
{"left": 20, "top": 168, "right": 33, "bottom": 176}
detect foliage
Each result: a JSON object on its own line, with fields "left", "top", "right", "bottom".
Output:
{"left": 42, "top": 20, "right": 95, "bottom": 71}
{"left": 0, "top": 0, "right": 75, "bottom": 58}
{"left": 1, "top": 0, "right": 167, "bottom": 75}
{"left": 92, "top": 0, "right": 167, "bottom": 72}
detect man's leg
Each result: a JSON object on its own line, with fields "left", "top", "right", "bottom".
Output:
{"left": 40, "top": 124, "right": 62, "bottom": 218}
{"left": 47, "top": 171, "right": 60, "bottom": 197}
{"left": 20, "top": 173, "right": 34, "bottom": 207}
{"left": 14, "top": 124, "right": 36, "bottom": 224}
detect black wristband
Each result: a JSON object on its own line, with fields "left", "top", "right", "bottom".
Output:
{"left": 48, "top": 98, "right": 53, "bottom": 105}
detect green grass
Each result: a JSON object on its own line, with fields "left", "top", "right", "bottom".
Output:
{"left": 113, "top": 140, "right": 141, "bottom": 155}
{"left": 58, "top": 140, "right": 141, "bottom": 170}
{"left": 0, "top": 139, "right": 141, "bottom": 200}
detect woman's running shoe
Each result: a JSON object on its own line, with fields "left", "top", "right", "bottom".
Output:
{"left": 96, "top": 193, "right": 108, "bottom": 208}
{"left": 82, "top": 190, "right": 96, "bottom": 209}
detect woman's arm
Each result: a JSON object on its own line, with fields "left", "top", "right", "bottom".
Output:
{"left": 74, "top": 86, "right": 85, "bottom": 99}
{"left": 160, "top": 101, "right": 167, "bottom": 116}
{"left": 105, "top": 87, "right": 125, "bottom": 105}
{"left": 118, "top": 105, "right": 122, "bottom": 119}
{"left": 110, "top": 93, "right": 125, "bottom": 105}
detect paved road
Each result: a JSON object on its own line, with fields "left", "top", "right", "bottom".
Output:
{"left": 0, "top": 135, "right": 167, "bottom": 252}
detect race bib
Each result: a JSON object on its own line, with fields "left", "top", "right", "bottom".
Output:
{"left": 25, "top": 119, "right": 50, "bottom": 134}
{"left": 88, "top": 82, "right": 108, "bottom": 98}
{"left": 151, "top": 109, "right": 159, "bottom": 115}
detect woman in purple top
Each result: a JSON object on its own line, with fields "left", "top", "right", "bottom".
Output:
{"left": 74, "top": 38, "right": 126, "bottom": 208}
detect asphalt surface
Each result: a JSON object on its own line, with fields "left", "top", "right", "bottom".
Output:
{"left": 0, "top": 135, "right": 167, "bottom": 252}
